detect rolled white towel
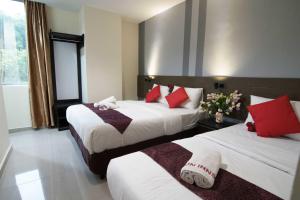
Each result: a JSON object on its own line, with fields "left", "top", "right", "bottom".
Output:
{"left": 180, "top": 170, "right": 194, "bottom": 185}
{"left": 94, "top": 96, "right": 117, "bottom": 107}
{"left": 98, "top": 102, "right": 119, "bottom": 110}
{"left": 180, "top": 151, "right": 221, "bottom": 189}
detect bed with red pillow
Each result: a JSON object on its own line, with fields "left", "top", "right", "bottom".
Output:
{"left": 66, "top": 84, "right": 205, "bottom": 176}
{"left": 107, "top": 94, "right": 300, "bottom": 200}
{"left": 246, "top": 95, "right": 300, "bottom": 140}
{"left": 107, "top": 123, "right": 300, "bottom": 200}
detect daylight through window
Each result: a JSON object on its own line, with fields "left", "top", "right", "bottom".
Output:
{"left": 0, "top": 0, "right": 28, "bottom": 84}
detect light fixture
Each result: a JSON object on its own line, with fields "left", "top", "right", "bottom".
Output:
{"left": 145, "top": 75, "right": 155, "bottom": 82}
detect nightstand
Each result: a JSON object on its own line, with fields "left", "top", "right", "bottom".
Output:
{"left": 53, "top": 101, "right": 81, "bottom": 131}
{"left": 197, "top": 117, "right": 243, "bottom": 132}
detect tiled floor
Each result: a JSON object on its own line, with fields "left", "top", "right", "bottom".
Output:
{"left": 0, "top": 129, "right": 113, "bottom": 200}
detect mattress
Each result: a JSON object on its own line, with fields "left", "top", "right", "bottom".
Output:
{"left": 107, "top": 124, "right": 300, "bottom": 200}
{"left": 66, "top": 100, "right": 204, "bottom": 154}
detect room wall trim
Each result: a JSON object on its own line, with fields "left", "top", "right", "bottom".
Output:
{"left": 138, "top": 22, "right": 145, "bottom": 75}
{"left": 195, "top": 0, "right": 207, "bottom": 76}
{"left": 182, "top": 0, "right": 192, "bottom": 76}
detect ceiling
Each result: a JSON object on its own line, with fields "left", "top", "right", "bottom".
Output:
{"left": 37, "top": 0, "right": 185, "bottom": 22}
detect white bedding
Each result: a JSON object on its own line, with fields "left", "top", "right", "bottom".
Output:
{"left": 107, "top": 124, "right": 300, "bottom": 200}
{"left": 66, "top": 101, "right": 203, "bottom": 154}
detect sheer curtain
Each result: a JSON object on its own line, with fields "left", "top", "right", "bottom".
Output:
{"left": 25, "top": 0, "right": 54, "bottom": 128}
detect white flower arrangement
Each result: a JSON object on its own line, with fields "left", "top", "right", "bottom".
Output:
{"left": 200, "top": 90, "right": 242, "bottom": 116}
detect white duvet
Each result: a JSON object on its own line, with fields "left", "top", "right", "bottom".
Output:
{"left": 66, "top": 101, "right": 202, "bottom": 154}
{"left": 107, "top": 124, "right": 300, "bottom": 200}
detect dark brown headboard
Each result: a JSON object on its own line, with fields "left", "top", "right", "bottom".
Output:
{"left": 138, "top": 75, "right": 300, "bottom": 120}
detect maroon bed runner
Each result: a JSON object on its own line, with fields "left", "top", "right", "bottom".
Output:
{"left": 142, "top": 143, "right": 282, "bottom": 200}
{"left": 85, "top": 103, "right": 132, "bottom": 134}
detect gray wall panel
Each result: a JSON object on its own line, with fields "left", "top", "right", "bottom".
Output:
{"left": 143, "top": 2, "right": 186, "bottom": 76}
{"left": 138, "top": 22, "right": 145, "bottom": 75}
{"left": 140, "top": 0, "right": 300, "bottom": 78}
{"left": 182, "top": 0, "right": 192, "bottom": 76}
{"left": 187, "top": 0, "right": 199, "bottom": 76}
{"left": 195, "top": 0, "right": 206, "bottom": 76}
{"left": 203, "top": 0, "right": 300, "bottom": 78}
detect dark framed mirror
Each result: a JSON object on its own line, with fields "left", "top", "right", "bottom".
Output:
{"left": 49, "top": 31, "right": 84, "bottom": 130}
{"left": 49, "top": 31, "right": 84, "bottom": 104}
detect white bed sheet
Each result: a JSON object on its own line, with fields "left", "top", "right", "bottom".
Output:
{"left": 66, "top": 101, "right": 204, "bottom": 154}
{"left": 107, "top": 124, "right": 300, "bottom": 200}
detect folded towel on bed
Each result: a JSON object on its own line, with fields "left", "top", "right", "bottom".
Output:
{"left": 94, "top": 96, "right": 117, "bottom": 108}
{"left": 180, "top": 150, "right": 221, "bottom": 189}
{"left": 98, "top": 102, "right": 119, "bottom": 110}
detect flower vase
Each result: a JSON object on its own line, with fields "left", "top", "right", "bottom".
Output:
{"left": 215, "top": 112, "right": 224, "bottom": 124}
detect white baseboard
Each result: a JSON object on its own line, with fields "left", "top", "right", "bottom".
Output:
{"left": 0, "top": 144, "right": 12, "bottom": 177}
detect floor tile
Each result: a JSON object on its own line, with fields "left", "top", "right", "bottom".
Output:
{"left": 0, "top": 129, "right": 112, "bottom": 200}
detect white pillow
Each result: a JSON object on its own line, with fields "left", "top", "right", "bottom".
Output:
{"left": 173, "top": 86, "right": 203, "bottom": 109}
{"left": 153, "top": 84, "right": 169, "bottom": 105}
{"left": 286, "top": 134, "right": 300, "bottom": 141}
{"left": 244, "top": 95, "right": 273, "bottom": 124}
{"left": 287, "top": 101, "right": 300, "bottom": 141}
{"left": 245, "top": 95, "right": 300, "bottom": 141}
{"left": 291, "top": 101, "right": 300, "bottom": 121}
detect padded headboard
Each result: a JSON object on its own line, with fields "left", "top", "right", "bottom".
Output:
{"left": 138, "top": 75, "right": 300, "bottom": 120}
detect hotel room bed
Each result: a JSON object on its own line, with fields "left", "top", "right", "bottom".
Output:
{"left": 107, "top": 124, "right": 300, "bottom": 200}
{"left": 66, "top": 100, "right": 205, "bottom": 176}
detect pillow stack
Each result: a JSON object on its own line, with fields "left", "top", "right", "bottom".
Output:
{"left": 145, "top": 84, "right": 203, "bottom": 109}
{"left": 145, "top": 84, "right": 170, "bottom": 104}
{"left": 246, "top": 95, "right": 300, "bottom": 140}
{"left": 172, "top": 86, "right": 203, "bottom": 109}
{"left": 155, "top": 84, "right": 170, "bottom": 105}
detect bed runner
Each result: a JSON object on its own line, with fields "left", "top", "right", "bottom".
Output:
{"left": 84, "top": 103, "right": 132, "bottom": 134}
{"left": 142, "top": 143, "right": 282, "bottom": 200}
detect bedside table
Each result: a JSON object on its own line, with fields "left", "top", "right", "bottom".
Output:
{"left": 53, "top": 101, "right": 81, "bottom": 131}
{"left": 197, "top": 117, "right": 243, "bottom": 132}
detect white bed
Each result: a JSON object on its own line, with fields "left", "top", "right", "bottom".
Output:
{"left": 107, "top": 124, "right": 300, "bottom": 200}
{"left": 66, "top": 100, "right": 204, "bottom": 154}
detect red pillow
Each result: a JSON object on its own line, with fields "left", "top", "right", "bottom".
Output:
{"left": 165, "top": 87, "right": 189, "bottom": 108}
{"left": 247, "top": 95, "right": 300, "bottom": 137}
{"left": 146, "top": 85, "right": 161, "bottom": 103}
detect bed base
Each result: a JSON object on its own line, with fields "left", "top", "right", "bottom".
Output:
{"left": 69, "top": 124, "right": 202, "bottom": 178}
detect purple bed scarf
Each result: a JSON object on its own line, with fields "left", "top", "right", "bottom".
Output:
{"left": 142, "top": 143, "right": 282, "bottom": 200}
{"left": 85, "top": 103, "right": 132, "bottom": 134}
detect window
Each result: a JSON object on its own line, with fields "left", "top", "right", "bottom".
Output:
{"left": 0, "top": 0, "right": 28, "bottom": 84}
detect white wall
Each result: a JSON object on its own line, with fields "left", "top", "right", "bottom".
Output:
{"left": 122, "top": 20, "right": 138, "bottom": 100}
{"left": 79, "top": 8, "right": 88, "bottom": 103}
{"left": 2, "top": 85, "right": 31, "bottom": 130}
{"left": 0, "top": 86, "right": 10, "bottom": 170}
{"left": 80, "top": 48, "right": 88, "bottom": 103}
{"left": 47, "top": 6, "right": 139, "bottom": 103}
{"left": 46, "top": 6, "right": 80, "bottom": 34}
{"left": 81, "top": 6, "right": 123, "bottom": 102}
